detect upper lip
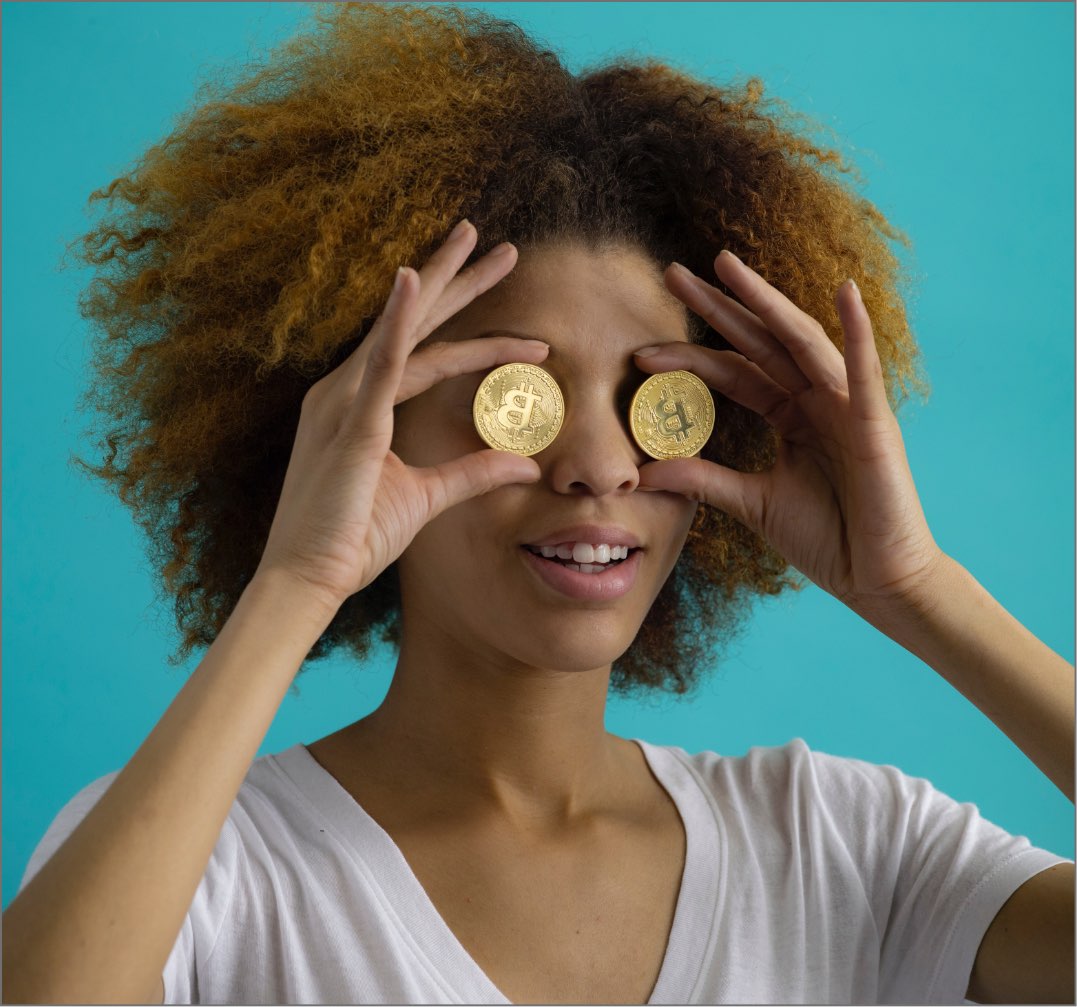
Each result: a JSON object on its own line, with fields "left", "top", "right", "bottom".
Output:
{"left": 522, "top": 524, "right": 642, "bottom": 549}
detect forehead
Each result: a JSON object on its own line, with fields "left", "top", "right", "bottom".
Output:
{"left": 439, "top": 241, "right": 691, "bottom": 354}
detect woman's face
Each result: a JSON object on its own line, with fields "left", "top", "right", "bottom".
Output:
{"left": 391, "top": 240, "right": 699, "bottom": 673}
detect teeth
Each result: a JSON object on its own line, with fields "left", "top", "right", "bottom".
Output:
{"left": 528, "top": 543, "right": 634, "bottom": 561}
{"left": 572, "top": 543, "right": 594, "bottom": 563}
{"left": 568, "top": 543, "right": 629, "bottom": 563}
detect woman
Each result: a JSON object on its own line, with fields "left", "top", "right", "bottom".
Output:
{"left": 4, "top": 4, "right": 1073, "bottom": 1004}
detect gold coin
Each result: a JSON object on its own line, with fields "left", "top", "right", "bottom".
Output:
{"left": 472, "top": 362, "right": 565, "bottom": 456}
{"left": 629, "top": 369, "right": 715, "bottom": 460}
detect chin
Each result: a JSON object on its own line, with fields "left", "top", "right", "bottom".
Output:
{"left": 495, "top": 617, "right": 639, "bottom": 673}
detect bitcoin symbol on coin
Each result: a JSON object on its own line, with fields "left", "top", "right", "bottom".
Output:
{"left": 473, "top": 363, "right": 565, "bottom": 456}
{"left": 629, "top": 370, "right": 714, "bottom": 460}
{"left": 496, "top": 384, "right": 542, "bottom": 433}
{"left": 655, "top": 392, "right": 694, "bottom": 442}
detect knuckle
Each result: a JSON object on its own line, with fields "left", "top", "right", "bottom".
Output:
{"left": 753, "top": 301, "right": 782, "bottom": 328}
{"left": 864, "top": 355, "right": 885, "bottom": 382}
{"left": 452, "top": 260, "right": 481, "bottom": 286}
{"left": 429, "top": 339, "right": 460, "bottom": 364}
{"left": 816, "top": 379, "right": 849, "bottom": 404}
{"left": 470, "top": 455, "right": 498, "bottom": 494}
{"left": 423, "top": 469, "right": 454, "bottom": 516}
{"left": 364, "top": 341, "right": 398, "bottom": 376}
{"left": 753, "top": 343, "right": 780, "bottom": 371}
{"left": 761, "top": 395, "right": 792, "bottom": 427}
{"left": 726, "top": 365, "right": 746, "bottom": 398}
{"left": 411, "top": 342, "right": 453, "bottom": 382}
{"left": 785, "top": 331, "right": 813, "bottom": 357}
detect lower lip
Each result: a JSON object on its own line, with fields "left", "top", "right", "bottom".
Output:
{"left": 520, "top": 547, "right": 642, "bottom": 601}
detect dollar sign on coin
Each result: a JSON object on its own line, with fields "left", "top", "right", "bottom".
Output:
{"left": 629, "top": 369, "right": 715, "bottom": 460}
{"left": 472, "top": 363, "right": 565, "bottom": 456}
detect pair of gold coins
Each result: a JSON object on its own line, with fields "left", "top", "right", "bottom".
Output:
{"left": 472, "top": 362, "right": 715, "bottom": 460}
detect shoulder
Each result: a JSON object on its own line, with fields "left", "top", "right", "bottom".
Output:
{"left": 20, "top": 769, "right": 121, "bottom": 893}
{"left": 671, "top": 735, "right": 942, "bottom": 806}
{"left": 19, "top": 744, "right": 313, "bottom": 897}
{"left": 654, "top": 735, "right": 890, "bottom": 798}
{"left": 642, "top": 735, "right": 990, "bottom": 855}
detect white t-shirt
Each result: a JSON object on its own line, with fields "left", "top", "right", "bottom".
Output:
{"left": 19, "top": 737, "right": 1071, "bottom": 1005}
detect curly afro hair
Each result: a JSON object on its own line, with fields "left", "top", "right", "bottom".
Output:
{"left": 69, "top": 2, "right": 928, "bottom": 699}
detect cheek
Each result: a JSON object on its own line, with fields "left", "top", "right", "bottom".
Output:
{"left": 659, "top": 498, "right": 700, "bottom": 565}
{"left": 391, "top": 396, "right": 478, "bottom": 467}
{"left": 398, "top": 494, "right": 528, "bottom": 630}
{"left": 668, "top": 493, "right": 699, "bottom": 531}
{"left": 397, "top": 503, "right": 474, "bottom": 604}
{"left": 401, "top": 485, "right": 517, "bottom": 579}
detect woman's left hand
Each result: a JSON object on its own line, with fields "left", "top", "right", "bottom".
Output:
{"left": 634, "top": 250, "right": 945, "bottom": 617}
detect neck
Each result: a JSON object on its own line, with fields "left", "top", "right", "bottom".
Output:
{"left": 343, "top": 620, "right": 634, "bottom": 831}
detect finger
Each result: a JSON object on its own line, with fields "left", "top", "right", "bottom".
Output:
{"left": 339, "top": 266, "right": 419, "bottom": 447}
{"left": 337, "top": 228, "right": 516, "bottom": 395}
{"left": 419, "top": 448, "right": 541, "bottom": 522}
{"left": 419, "top": 242, "right": 519, "bottom": 338}
{"left": 394, "top": 335, "right": 550, "bottom": 405}
{"left": 633, "top": 343, "right": 799, "bottom": 436}
{"left": 408, "top": 219, "right": 481, "bottom": 337}
{"left": 665, "top": 261, "right": 810, "bottom": 394}
{"left": 637, "top": 457, "right": 767, "bottom": 535}
{"left": 837, "top": 280, "right": 891, "bottom": 423}
{"left": 711, "top": 250, "right": 849, "bottom": 390}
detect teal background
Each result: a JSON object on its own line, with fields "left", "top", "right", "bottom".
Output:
{"left": 3, "top": 2, "right": 1074, "bottom": 910}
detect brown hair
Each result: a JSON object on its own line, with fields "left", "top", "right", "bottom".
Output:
{"left": 69, "top": 2, "right": 928, "bottom": 698}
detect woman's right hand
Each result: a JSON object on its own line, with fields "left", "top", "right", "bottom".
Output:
{"left": 254, "top": 220, "right": 547, "bottom": 611}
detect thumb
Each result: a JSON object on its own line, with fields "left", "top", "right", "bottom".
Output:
{"left": 420, "top": 449, "right": 541, "bottom": 521}
{"left": 638, "top": 458, "right": 765, "bottom": 533}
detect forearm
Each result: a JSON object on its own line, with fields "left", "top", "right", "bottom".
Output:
{"left": 859, "top": 553, "right": 1075, "bottom": 802}
{"left": 2, "top": 571, "right": 338, "bottom": 1005}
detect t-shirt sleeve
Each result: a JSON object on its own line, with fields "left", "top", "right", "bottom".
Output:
{"left": 17, "top": 771, "right": 240, "bottom": 1005}
{"left": 804, "top": 743, "right": 1073, "bottom": 1005}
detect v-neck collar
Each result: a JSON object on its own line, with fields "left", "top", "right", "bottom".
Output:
{"left": 634, "top": 739, "right": 725, "bottom": 1003}
{"left": 272, "top": 737, "right": 723, "bottom": 1004}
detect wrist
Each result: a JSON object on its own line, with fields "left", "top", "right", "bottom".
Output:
{"left": 848, "top": 550, "right": 958, "bottom": 645}
{"left": 247, "top": 566, "right": 346, "bottom": 628}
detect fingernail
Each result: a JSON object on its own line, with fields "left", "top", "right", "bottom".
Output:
{"left": 848, "top": 278, "right": 861, "bottom": 302}
{"left": 489, "top": 242, "right": 515, "bottom": 258}
{"left": 450, "top": 219, "right": 473, "bottom": 240}
{"left": 670, "top": 261, "right": 694, "bottom": 279}
{"left": 393, "top": 266, "right": 408, "bottom": 293}
{"left": 634, "top": 345, "right": 661, "bottom": 358}
{"left": 720, "top": 249, "right": 741, "bottom": 264}
{"left": 523, "top": 339, "right": 549, "bottom": 348}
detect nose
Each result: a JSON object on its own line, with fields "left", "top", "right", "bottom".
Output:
{"left": 541, "top": 390, "right": 644, "bottom": 495}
